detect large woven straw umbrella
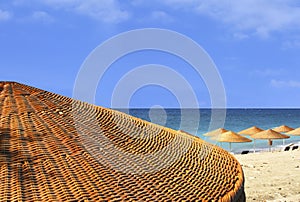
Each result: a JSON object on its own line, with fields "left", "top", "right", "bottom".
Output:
{"left": 0, "top": 82, "right": 246, "bottom": 201}
{"left": 273, "top": 125, "right": 294, "bottom": 145}
{"left": 203, "top": 128, "right": 228, "bottom": 137}
{"left": 238, "top": 126, "right": 263, "bottom": 136}
{"left": 211, "top": 131, "right": 252, "bottom": 152}
{"left": 251, "top": 129, "right": 290, "bottom": 151}
{"left": 286, "top": 127, "right": 300, "bottom": 136}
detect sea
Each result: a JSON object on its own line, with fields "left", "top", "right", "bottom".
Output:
{"left": 116, "top": 108, "right": 300, "bottom": 154}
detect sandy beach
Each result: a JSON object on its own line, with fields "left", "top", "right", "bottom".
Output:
{"left": 235, "top": 149, "right": 300, "bottom": 201}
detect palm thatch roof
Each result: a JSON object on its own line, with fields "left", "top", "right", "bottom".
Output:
{"left": 203, "top": 128, "right": 228, "bottom": 137}
{"left": 273, "top": 125, "right": 294, "bottom": 133}
{"left": 238, "top": 126, "right": 263, "bottom": 136}
{"left": 212, "top": 131, "right": 252, "bottom": 143}
{"left": 251, "top": 129, "right": 289, "bottom": 139}
{"left": 286, "top": 127, "right": 300, "bottom": 136}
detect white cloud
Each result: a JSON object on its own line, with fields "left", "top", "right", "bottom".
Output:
{"left": 252, "top": 68, "right": 285, "bottom": 77}
{"left": 270, "top": 79, "right": 300, "bottom": 88}
{"left": 150, "top": 11, "right": 173, "bottom": 23}
{"left": 161, "top": 0, "right": 300, "bottom": 38}
{"left": 31, "top": 11, "right": 54, "bottom": 23}
{"left": 233, "top": 32, "right": 249, "bottom": 40}
{"left": 282, "top": 39, "right": 300, "bottom": 49}
{"left": 41, "top": 0, "right": 129, "bottom": 23}
{"left": 8, "top": 0, "right": 300, "bottom": 33}
{"left": 0, "top": 9, "right": 12, "bottom": 21}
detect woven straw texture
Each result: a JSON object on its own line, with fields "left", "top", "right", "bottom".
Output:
{"left": 0, "top": 82, "right": 245, "bottom": 202}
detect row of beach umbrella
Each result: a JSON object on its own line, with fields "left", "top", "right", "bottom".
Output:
{"left": 204, "top": 125, "right": 300, "bottom": 152}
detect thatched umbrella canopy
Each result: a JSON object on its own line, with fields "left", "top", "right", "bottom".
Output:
{"left": 203, "top": 128, "right": 228, "bottom": 137}
{"left": 273, "top": 125, "right": 294, "bottom": 133}
{"left": 286, "top": 127, "right": 300, "bottom": 136}
{"left": 273, "top": 125, "right": 294, "bottom": 145}
{"left": 238, "top": 126, "right": 264, "bottom": 152}
{"left": 211, "top": 131, "right": 252, "bottom": 152}
{"left": 251, "top": 129, "right": 290, "bottom": 151}
{"left": 238, "top": 126, "right": 263, "bottom": 136}
{"left": 0, "top": 81, "right": 246, "bottom": 201}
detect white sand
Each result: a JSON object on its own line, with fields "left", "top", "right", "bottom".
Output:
{"left": 235, "top": 149, "right": 300, "bottom": 201}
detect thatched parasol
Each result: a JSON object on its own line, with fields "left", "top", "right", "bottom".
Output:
{"left": 251, "top": 129, "right": 289, "bottom": 151}
{"left": 0, "top": 81, "right": 247, "bottom": 201}
{"left": 273, "top": 125, "right": 294, "bottom": 145}
{"left": 238, "top": 126, "right": 263, "bottom": 136}
{"left": 211, "top": 131, "right": 252, "bottom": 152}
{"left": 238, "top": 126, "right": 264, "bottom": 152}
{"left": 273, "top": 125, "right": 294, "bottom": 133}
{"left": 286, "top": 127, "right": 300, "bottom": 136}
{"left": 203, "top": 128, "right": 228, "bottom": 137}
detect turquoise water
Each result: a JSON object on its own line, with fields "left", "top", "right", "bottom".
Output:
{"left": 117, "top": 108, "right": 300, "bottom": 153}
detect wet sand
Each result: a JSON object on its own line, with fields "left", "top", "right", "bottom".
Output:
{"left": 235, "top": 149, "right": 300, "bottom": 201}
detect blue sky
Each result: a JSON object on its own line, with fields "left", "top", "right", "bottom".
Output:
{"left": 1, "top": 0, "right": 300, "bottom": 108}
